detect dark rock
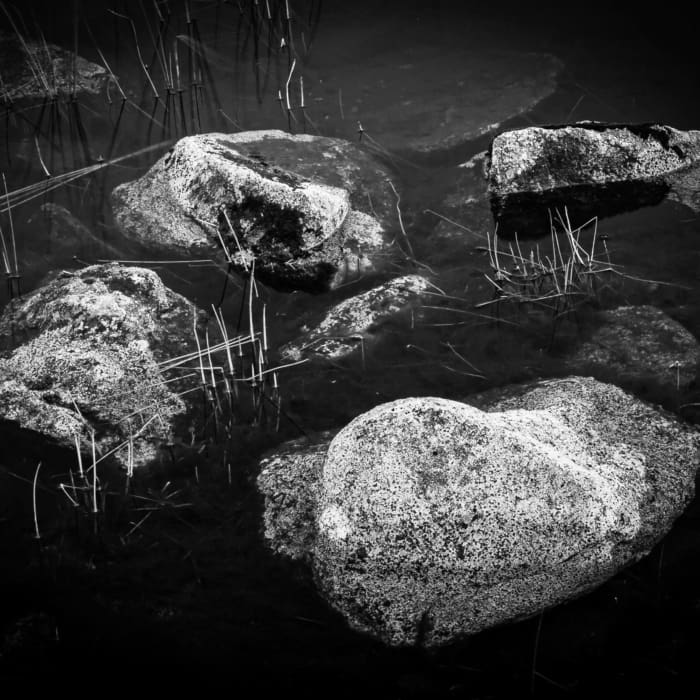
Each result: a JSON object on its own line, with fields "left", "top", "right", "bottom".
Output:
{"left": 430, "top": 151, "right": 491, "bottom": 248}
{"left": 488, "top": 122, "right": 700, "bottom": 236}
{"left": 0, "top": 263, "right": 201, "bottom": 469}
{"left": 565, "top": 305, "right": 700, "bottom": 391}
{"left": 0, "top": 32, "right": 109, "bottom": 101}
{"left": 26, "top": 203, "right": 125, "bottom": 261}
{"left": 111, "top": 131, "right": 397, "bottom": 293}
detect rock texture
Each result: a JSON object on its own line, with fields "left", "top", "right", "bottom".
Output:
{"left": 280, "top": 274, "right": 432, "bottom": 361}
{"left": 0, "top": 32, "right": 108, "bottom": 101}
{"left": 488, "top": 122, "right": 700, "bottom": 235}
{"left": 0, "top": 264, "right": 200, "bottom": 468}
{"left": 258, "top": 432, "right": 333, "bottom": 562}
{"left": 111, "top": 131, "right": 397, "bottom": 292}
{"left": 258, "top": 376, "right": 700, "bottom": 647}
{"left": 566, "top": 305, "right": 700, "bottom": 391}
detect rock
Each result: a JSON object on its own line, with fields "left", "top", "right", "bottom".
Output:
{"left": 0, "top": 263, "right": 201, "bottom": 469}
{"left": 0, "top": 32, "right": 109, "bottom": 101}
{"left": 111, "top": 131, "right": 397, "bottom": 292}
{"left": 1, "top": 612, "right": 58, "bottom": 660}
{"left": 667, "top": 163, "right": 700, "bottom": 214}
{"left": 279, "top": 274, "right": 432, "bottom": 361}
{"left": 566, "top": 305, "right": 700, "bottom": 391}
{"left": 429, "top": 151, "right": 491, "bottom": 249}
{"left": 488, "top": 122, "right": 700, "bottom": 235}
{"left": 306, "top": 48, "right": 562, "bottom": 155}
{"left": 258, "top": 376, "right": 700, "bottom": 646}
{"left": 257, "top": 432, "right": 333, "bottom": 562}
{"left": 26, "top": 203, "right": 126, "bottom": 261}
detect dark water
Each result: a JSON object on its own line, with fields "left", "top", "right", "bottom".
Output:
{"left": 3, "top": 1, "right": 700, "bottom": 695}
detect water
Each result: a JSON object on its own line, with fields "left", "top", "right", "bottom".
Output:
{"left": 3, "top": 1, "right": 700, "bottom": 694}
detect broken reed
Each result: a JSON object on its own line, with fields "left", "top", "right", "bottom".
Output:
{"left": 477, "top": 210, "right": 618, "bottom": 326}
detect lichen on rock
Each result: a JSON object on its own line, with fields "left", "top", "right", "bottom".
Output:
{"left": 0, "top": 263, "right": 201, "bottom": 469}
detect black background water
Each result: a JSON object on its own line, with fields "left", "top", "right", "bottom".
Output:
{"left": 2, "top": 1, "right": 700, "bottom": 695}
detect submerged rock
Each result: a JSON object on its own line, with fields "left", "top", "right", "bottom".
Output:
{"left": 27, "top": 203, "right": 126, "bottom": 262}
{"left": 306, "top": 48, "right": 562, "bottom": 155}
{"left": 0, "top": 264, "right": 200, "bottom": 469}
{"left": 257, "top": 376, "right": 700, "bottom": 646}
{"left": 0, "top": 32, "right": 109, "bottom": 101}
{"left": 280, "top": 274, "right": 432, "bottom": 361}
{"left": 488, "top": 122, "right": 700, "bottom": 235}
{"left": 430, "top": 151, "right": 491, "bottom": 250}
{"left": 566, "top": 305, "right": 700, "bottom": 391}
{"left": 111, "top": 131, "right": 397, "bottom": 292}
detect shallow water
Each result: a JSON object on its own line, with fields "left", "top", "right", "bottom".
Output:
{"left": 3, "top": 1, "right": 700, "bottom": 694}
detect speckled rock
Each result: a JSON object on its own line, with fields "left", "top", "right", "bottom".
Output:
{"left": 111, "top": 131, "right": 397, "bottom": 292}
{"left": 258, "top": 376, "right": 700, "bottom": 646}
{"left": 488, "top": 122, "right": 700, "bottom": 235}
{"left": 0, "top": 263, "right": 201, "bottom": 468}
{"left": 257, "top": 432, "right": 333, "bottom": 562}
{"left": 0, "top": 32, "right": 109, "bottom": 101}
{"left": 279, "top": 274, "right": 432, "bottom": 361}
{"left": 566, "top": 306, "right": 700, "bottom": 391}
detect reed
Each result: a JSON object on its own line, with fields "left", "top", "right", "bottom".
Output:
{"left": 475, "top": 210, "right": 620, "bottom": 329}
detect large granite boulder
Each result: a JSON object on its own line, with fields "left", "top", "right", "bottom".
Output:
{"left": 257, "top": 376, "right": 700, "bottom": 646}
{"left": 0, "top": 263, "right": 201, "bottom": 469}
{"left": 566, "top": 305, "right": 700, "bottom": 392}
{"left": 111, "top": 131, "right": 397, "bottom": 292}
{"left": 280, "top": 274, "right": 431, "bottom": 361}
{"left": 488, "top": 122, "right": 700, "bottom": 235}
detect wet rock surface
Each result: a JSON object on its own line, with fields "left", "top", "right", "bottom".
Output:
{"left": 565, "top": 305, "right": 700, "bottom": 391}
{"left": 306, "top": 47, "right": 562, "bottom": 155}
{"left": 0, "top": 32, "right": 109, "bottom": 101}
{"left": 111, "top": 131, "right": 397, "bottom": 292}
{"left": 488, "top": 122, "right": 700, "bottom": 235}
{"left": 430, "top": 151, "right": 491, "bottom": 248}
{"left": 280, "top": 274, "right": 432, "bottom": 361}
{"left": 258, "top": 376, "right": 700, "bottom": 647}
{"left": 0, "top": 263, "right": 200, "bottom": 469}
